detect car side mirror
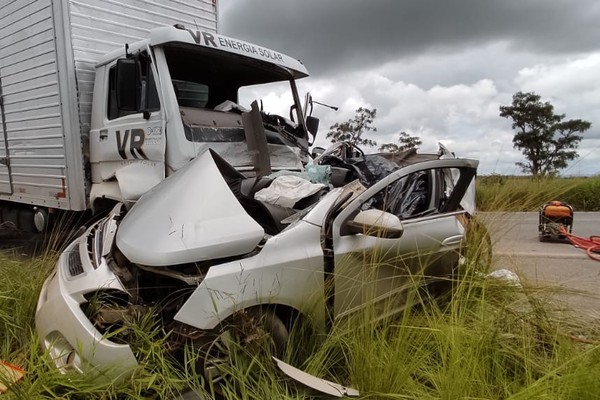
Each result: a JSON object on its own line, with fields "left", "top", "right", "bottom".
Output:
{"left": 116, "top": 58, "right": 141, "bottom": 111}
{"left": 345, "top": 209, "right": 404, "bottom": 239}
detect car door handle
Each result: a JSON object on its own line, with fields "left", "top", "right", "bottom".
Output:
{"left": 441, "top": 235, "right": 464, "bottom": 247}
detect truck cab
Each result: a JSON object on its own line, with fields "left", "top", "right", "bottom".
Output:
{"left": 89, "top": 25, "right": 313, "bottom": 210}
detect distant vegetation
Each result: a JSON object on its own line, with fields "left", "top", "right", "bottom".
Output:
{"left": 477, "top": 175, "right": 600, "bottom": 211}
{"left": 500, "top": 91, "right": 591, "bottom": 177}
{"left": 326, "top": 107, "right": 423, "bottom": 152}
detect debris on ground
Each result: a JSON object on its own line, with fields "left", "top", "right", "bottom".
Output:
{"left": 0, "top": 361, "right": 25, "bottom": 394}
{"left": 486, "top": 269, "right": 523, "bottom": 288}
{"left": 273, "top": 357, "right": 359, "bottom": 398}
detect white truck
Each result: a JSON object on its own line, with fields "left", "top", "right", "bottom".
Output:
{"left": 0, "top": 0, "right": 316, "bottom": 232}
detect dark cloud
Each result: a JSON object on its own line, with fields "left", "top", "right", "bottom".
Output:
{"left": 221, "top": 0, "right": 600, "bottom": 77}
{"left": 220, "top": 1, "right": 600, "bottom": 175}
{"left": 584, "top": 129, "right": 600, "bottom": 139}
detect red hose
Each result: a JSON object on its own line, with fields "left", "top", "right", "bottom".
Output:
{"left": 560, "top": 226, "right": 600, "bottom": 262}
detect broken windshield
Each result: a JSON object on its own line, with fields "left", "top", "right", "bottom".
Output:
{"left": 163, "top": 42, "right": 309, "bottom": 170}
{"left": 165, "top": 44, "right": 307, "bottom": 151}
{"left": 164, "top": 43, "right": 296, "bottom": 109}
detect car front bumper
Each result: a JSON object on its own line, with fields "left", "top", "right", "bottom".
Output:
{"left": 35, "top": 237, "right": 138, "bottom": 380}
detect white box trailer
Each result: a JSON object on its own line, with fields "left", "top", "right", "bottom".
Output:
{"left": 0, "top": 0, "right": 218, "bottom": 216}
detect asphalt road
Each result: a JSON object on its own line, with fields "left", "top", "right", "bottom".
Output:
{"left": 482, "top": 211, "right": 600, "bottom": 320}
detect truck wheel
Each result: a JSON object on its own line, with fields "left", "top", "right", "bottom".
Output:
{"left": 33, "top": 207, "right": 49, "bottom": 232}
{"left": 199, "top": 308, "right": 288, "bottom": 395}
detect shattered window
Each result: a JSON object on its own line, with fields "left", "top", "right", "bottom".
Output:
{"left": 362, "top": 171, "right": 431, "bottom": 219}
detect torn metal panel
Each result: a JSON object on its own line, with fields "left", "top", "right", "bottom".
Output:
{"left": 115, "top": 162, "right": 164, "bottom": 206}
{"left": 439, "top": 142, "right": 476, "bottom": 214}
{"left": 179, "top": 142, "right": 304, "bottom": 172}
{"left": 242, "top": 101, "right": 272, "bottom": 177}
{"left": 273, "top": 357, "right": 359, "bottom": 398}
{"left": 116, "top": 149, "right": 264, "bottom": 266}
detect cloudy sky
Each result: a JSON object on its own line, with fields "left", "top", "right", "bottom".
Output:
{"left": 220, "top": 0, "right": 600, "bottom": 176}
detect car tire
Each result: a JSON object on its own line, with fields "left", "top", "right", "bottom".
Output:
{"left": 198, "top": 307, "right": 288, "bottom": 396}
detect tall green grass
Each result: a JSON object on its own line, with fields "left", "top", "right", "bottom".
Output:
{"left": 0, "top": 216, "right": 599, "bottom": 398}
{"left": 0, "top": 252, "right": 55, "bottom": 363}
{"left": 477, "top": 175, "right": 600, "bottom": 211}
{"left": 201, "top": 225, "right": 600, "bottom": 399}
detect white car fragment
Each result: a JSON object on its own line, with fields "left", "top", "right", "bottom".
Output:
{"left": 273, "top": 357, "right": 360, "bottom": 398}
{"left": 35, "top": 144, "right": 479, "bottom": 392}
{"left": 116, "top": 150, "right": 265, "bottom": 266}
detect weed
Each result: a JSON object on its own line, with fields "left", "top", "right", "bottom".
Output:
{"left": 477, "top": 175, "right": 600, "bottom": 211}
{"left": 0, "top": 207, "right": 599, "bottom": 398}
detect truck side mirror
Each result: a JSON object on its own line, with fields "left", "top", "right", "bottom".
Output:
{"left": 306, "top": 116, "right": 319, "bottom": 137}
{"left": 116, "top": 58, "right": 141, "bottom": 112}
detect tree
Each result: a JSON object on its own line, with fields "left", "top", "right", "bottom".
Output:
{"left": 326, "top": 107, "right": 377, "bottom": 147}
{"left": 499, "top": 91, "right": 591, "bottom": 176}
{"left": 379, "top": 131, "right": 422, "bottom": 153}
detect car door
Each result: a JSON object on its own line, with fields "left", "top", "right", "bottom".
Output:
{"left": 330, "top": 158, "right": 478, "bottom": 319}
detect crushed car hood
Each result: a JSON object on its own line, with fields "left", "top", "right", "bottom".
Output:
{"left": 116, "top": 150, "right": 264, "bottom": 266}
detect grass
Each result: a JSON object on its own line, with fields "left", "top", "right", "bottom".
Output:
{"left": 477, "top": 175, "right": 600, "bottom": 211}
{"left": 0, "top": 176, "right": 599, "bottom": 398}
{"left": 280, "top": 222, "right": 600, "bottom": 399}
{"left": 0, "top": 251, "right": 54, "bottom": 364}
{"left": 0, "top": 221, "right": 599, "bottom": 399}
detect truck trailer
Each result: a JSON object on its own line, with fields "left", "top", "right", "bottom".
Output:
{"left": 0, "top": 0, "right": 315, "bottom": 231}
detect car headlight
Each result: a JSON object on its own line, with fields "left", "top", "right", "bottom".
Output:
{"left": 64, "top": 244, "right": 85, "bottom": 280}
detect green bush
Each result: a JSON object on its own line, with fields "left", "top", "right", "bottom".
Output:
{"left": 562, "top": 177, "right": 600, "bottom": 211}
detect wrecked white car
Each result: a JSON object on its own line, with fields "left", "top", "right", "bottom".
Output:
{"left": 35, "top": 144, "right": 478, "bottom": 387}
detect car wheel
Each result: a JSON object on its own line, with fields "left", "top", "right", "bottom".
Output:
{"left": 199, "top": 308, "right": 288, "bottom": 395}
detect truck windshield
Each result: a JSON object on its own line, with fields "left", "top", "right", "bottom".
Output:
{"left": 164, "top": 43, "right": 294, "bottom": 109}
{"left": 163, "top": 43, "right": 307, "bottom": 158}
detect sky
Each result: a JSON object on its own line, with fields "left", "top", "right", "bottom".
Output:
{"left": 219, "top": 0, "right": 600, "bottom": 176}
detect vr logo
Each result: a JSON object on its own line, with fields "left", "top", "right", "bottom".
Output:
{"left": 116, "top": 129, "right": 148, "bottom": 160}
